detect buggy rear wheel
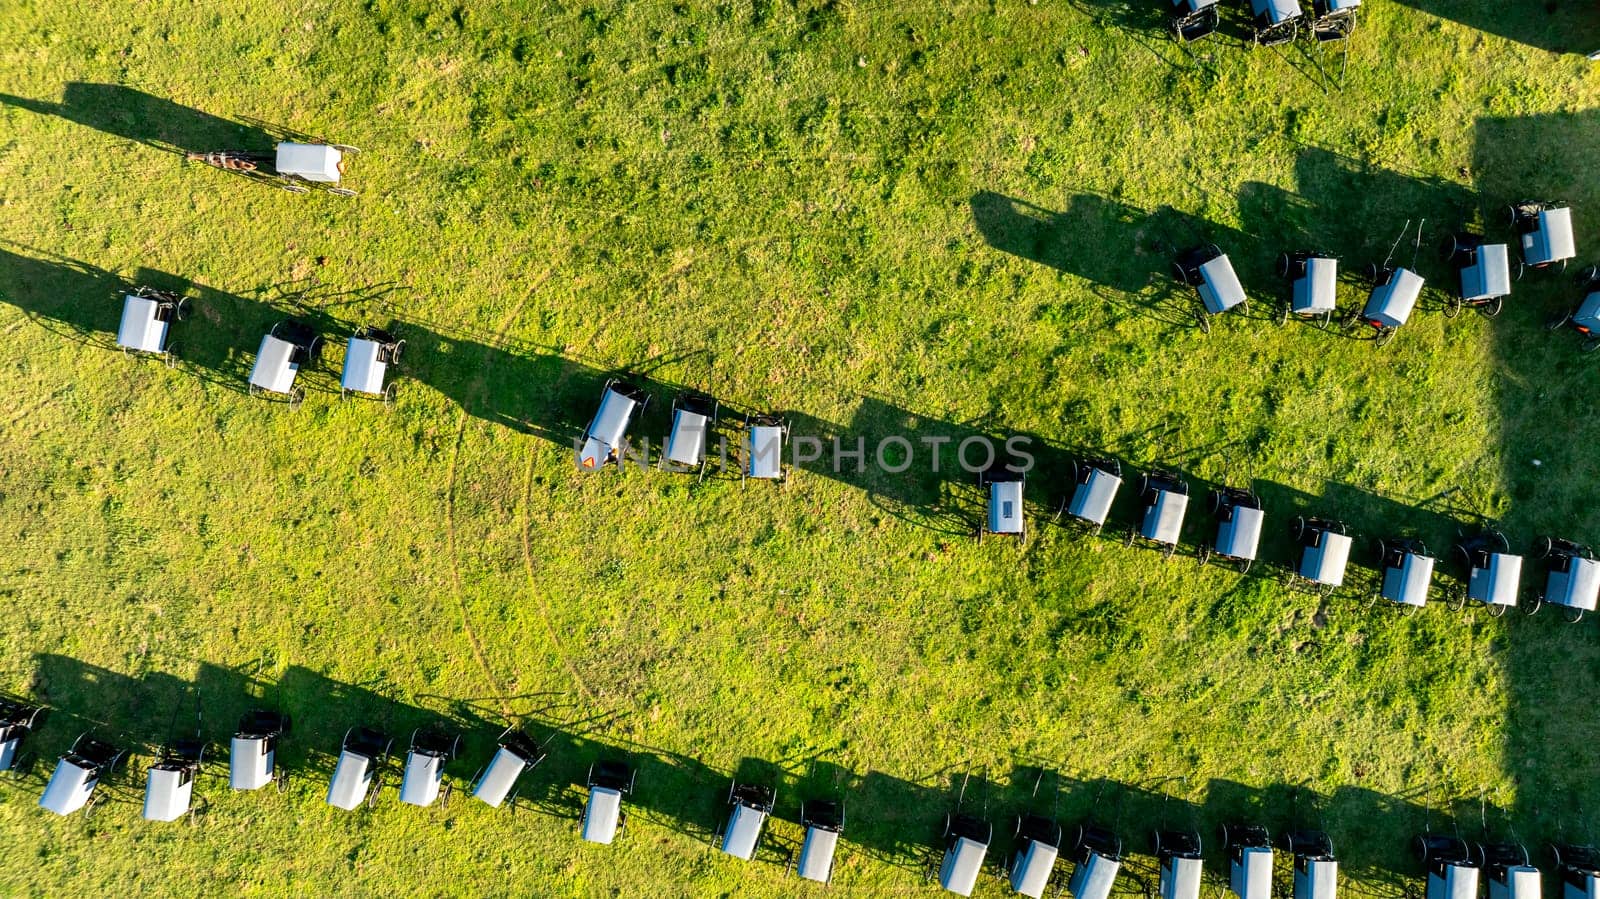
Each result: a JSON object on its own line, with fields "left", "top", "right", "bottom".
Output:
{"left": 175, "top": 298, "right": 192, "bottom": 321}
{"left": 1579, "top": 264, "right": 1600, "bottom": 286}
{"left": 1197, "top": 545, "right": 1212, "bottom": 567}
{"left": 1440, "top": 234, "right": 1459, "bottom": 262}
{"left": 1480, "top": 296, "right": 1503, "bottom": 317}
{"left": 1196, "top": 309, "right": 1211, "bottom": 334}
{"left": 331, "top": 144, "right": 361, "bottom": 154}
{"left": 1582, "top": 336, "right": 1600, "bottom": 354}
{"left": 1534, "top": 536, "right": 1554, "bottom": 559}
{"left": 1277, "top": 303, "right": 1290, "bottom": 326}
{"left": 1276, "top": 253, "right": 1291, "bottom": 279}
{"left": 281, "top": 181, "right": 310, "bottom": 194}
{"left": 1443, "top": 296, "right": 1462, "bottom": 318}
{"left": 1446, "top": 589, "right": 1467, "bottom": 613}
{"left": 1566, "top": 607, "right": 1585, "bottom": 624}
{"left": 289, "top": 387, "right": 305, "bottom": 410}
{"left": 1374, "top": 328, "right": 1395, "bottom": 348}
{"left": 389, "top": 339, "right": 405, "bottom": 364}
{"left": 1486, "top": 602, "right": 1508, "bottom": 618}
{"left": 383, "top": 382, "right": 398, "bottom": 407}
{"left": 329, "top": 187, "right": 356, "bottom": 197}
{"left": 164, "top": 345, "right": 179, "bottom": 368}
{"left": 1522, "top": 596, "right": 1542, "bottom": 617}
{"left": 1547, "top": 310, "right": 1572, "bottom": 331}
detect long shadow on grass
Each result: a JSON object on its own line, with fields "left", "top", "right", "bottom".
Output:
{"left": 1467, "top": 108, "right": 1600, "bottom": 850}
{"left": 970, "top": 189, "right": 1278, "bottom": 330}
{"left": 0, "top": 83, "right": 270, "bottom": 156}
{"left": 1389, "top": 0, "right": 1600, "bottom": 55}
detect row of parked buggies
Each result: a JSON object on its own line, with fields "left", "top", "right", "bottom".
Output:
{"left": 6, "top": 690, "right": 1599, "bottom": 896}
{"left": 1172, "top": 202, "right": 1597, "bottom": 347}
{"left": 987, "top": 455, "right": 1600, "bottom": 621}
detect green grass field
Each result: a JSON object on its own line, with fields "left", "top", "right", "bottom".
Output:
{"left": 1, "top": 0, "right": 1598, "bottom": 895}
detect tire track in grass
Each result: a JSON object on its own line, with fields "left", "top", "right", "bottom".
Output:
{"left": 444, "top": 261, "right": 600, "bottom": 715}
{"left": 520, "top": 451, "right": 599, "bottom": 704}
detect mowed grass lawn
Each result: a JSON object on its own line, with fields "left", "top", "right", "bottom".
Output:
{"left": 0, "top": 0, "right": 1598, "bottom": 895}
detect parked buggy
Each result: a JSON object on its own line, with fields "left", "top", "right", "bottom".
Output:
{"left": 1546, "top": 265, "right": 1600, "bottom": 352}
{"left": 188, "top": 141, "right": 361, "bottom": 196}
{"left": 327, "top": 726, "right": 391, "bottom": 811}
{"left": 1375, "top": 537, "right": 1435, "bottom": 610}
{"left": 797, "top": 799, "right": 845, "bottom": 884}
{"left": 1290, "top": 517, "right": 1352, "bottom": 594}
{"left": 143, "top": 738, "right": 206, "bottom": 822}
{"left": 1479, "top": 842, "right": 1541, "bottom": 899}
{"left": 1308, "top": 0, "right": 1359, "bottom": 41}
{"left": 1351, "top": 264, "right": 1425, "bottom": 346}
{"left": 1225, "top": 824, "right": 1274, "bottom": 899}
{"left": 1174, "top": 244, "right": 1249, "bottom": 332}
{"left": 341, "top": 325, "right": 403, "bottom": 403}
{"left": 0, "top": 696, "right": 45, "bottom": 774}
{"left": 1278, "top": 251, "right": 1340, "bottom": 326}
{"left": 399, "top": 729, "right": 460, "bottom": 808}
{"left": 1450, "top": 530, "right": 1523, "bottom": 616}
{"left": 1200, "top": 485, "right": 1265, "bottom": 573}
{"left": 39, "top": 734, "right": 125, "bottom": 817}
{"left": 117, "top": 286, "right": 189, "bottom": 364}
{"left": 1552, "top": 843, "right": 1600, "bottom": 899}
{"left": 663, "top": 391, "right": 718, "bottom": 477}
{"left": 249, "top": 320, "right": 322, "bottom": 405}
{"left": 1417, "top": 835, "right": 1480, "bottom": 899}
{"left": 1129, "top": 470, "right": 1190, "bottom": 558}
{"left": 1529, "top": 537, "right": 1600, "bottom": 622}
{"left": 717, "top": 781, "right": 776, "bottom": 861}
{"left": 980, "top": 464, "right": 1026, "bottom": 542}
{"left": 1510, "top": 202, "right": 1577, "bottom": 274}
{"left": 938, "top": 812, "right": 992, "bottom": 896}
{"left": 1010, "top": 813, "right": 1062, "bottom": 899}
{"left": 1061, "top": 457, "right": 1122, "bottom": 535}
{"left": 1285, "top": 830, "right": 1338, "bottom": 899}
{"left": 578, "top": 379, "right": 648, "bottom": 470}
{"left": 1070, "top": 824, "right": 1125, "bottom": 899}
{"left": 1249, "top": 0, "right": 1303, "bottom": 45}
{"left": 471, "top": 726, "right": 547, "bottom": 808}
{"left": 1441, "top": 232, "right": 1512, "bottom": 317}
{"left": 1154, "top": 829, "right": 1205, "bottom": 899}
{"left": 582, "top": 760, "right": 636, "bottom": 845}
{"left": 1169, "top": 0, "right": 1221, "bottom": 41}
{"left": 744, "top": 413, "right": 790, "bottom": 483}
{"left": 230, "top": 709, "right": 289, "bottom": 792}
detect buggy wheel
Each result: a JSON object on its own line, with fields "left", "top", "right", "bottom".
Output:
{"left": 1579, "top": 265, "right": 1600, "bottom": 286}
{"left": 289, "top": 387, "right": 305, "bottom": 410}
{"left": 1547, "top": 310, "right": 1571, "bottom": 330}
{"left": 1486, "top": 602, "right": 1508, "bottom": 618}
{"left": 1522, "top": 596, "right": 1542, "bottom": 617}
{"left": 331, "top": 144, "right": 361, "bottom": 154}
{"left": 1534, "top": 536, "right": 1554, "bottom": 559}
{"left": 1582, "top": 337, "right": 1600, "bottom": 354}
{"left": 389, "top": 339, "right": 405, "bottom": 364}
{"left": 1443, "top": 296, "right": 1462, "bottom": 319}
{"left": 307, "top": 336, "right": 323, "bottom": 362}
{"left": 1277, "top": 303, "right": 1290, "bottom": 326}
{"left": 276, "top": 771, "right": 291, "bottom": 793}
{"left": 1481, "top": 296, "right": 1504, "bottom": 318}
{"left": 1196, "top": 309, "right": 1211, "bottom": 333}
{"left": 1125, "top": 529, "right": 1137, "bottom": 548}
{"left": 281, "top": 182, "right": 310, "bottom": 194}
{"left": 367, "top": 775, "right": 384, "bottom": 808}
{"left": 1162, "top": 542, "right": 1178, "bottom": 560}
{"left": 1374, "top": 328, "right": 1395, "bottom": 348}
{"left": 1362, "top": 262, "right": 1379, "bottom": 284}
{"left": 1566, "top": 607, "right": 1585, "bottom": 624}
{"left": 1276, "top": 253, "right": 1291, "bottom": 279}
{"left": 383, "top": 382, "right": 397, "bottom": 407}
{"left": 329, "top": 187, "right": 357, "bottom": 197}
{"left": 1446, "top": 590, "right": 1467, "bottom": 613}
{"left": 1440, "top": 234, "right": 1459, "bottom": 262}
{"left": 1197, "top": 545, "right": 1212, "bottom": 567}
{"left": 175, "top": 298, "right": 192, "bottom": 321}
{"left": 1238, "top": 558, "right": 1253, "bottom": 575}
{"left": 1171, "top": 261, "right": 1188, "bottom": 285}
